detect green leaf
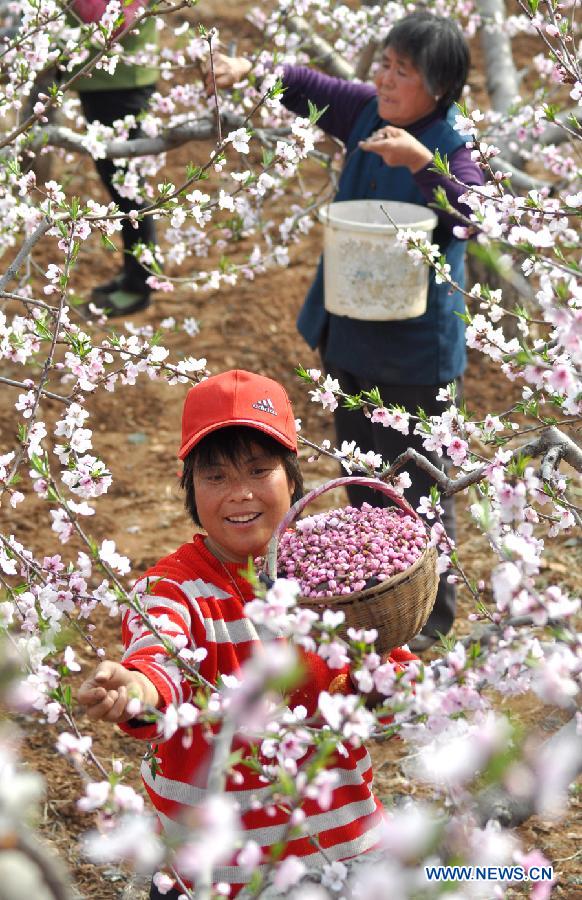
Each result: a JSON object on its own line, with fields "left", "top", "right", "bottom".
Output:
{"left": 343, "top": 394, "right": 365, "bottom": 410}
{"left": 261, "top": 148, "right": 275, "bottom": 168}
{"left": 218, "top": 255, "right": 234, "bottom": 274}
{"left": 266, "top": 75, "right": 284, "bottom": 101}
{"left": 269, "top": 841, "right": 287, "bottom": 862}
{"left": 100, "top": 234, "right": 118, "bottom": 252}
{"left": 542, "top": 102, "right": 558, "bottom": 123}
{"left": 227, "top": 748, "right": 245, "bottom": 769}
{"left": 295, "top": 364, "right": 311, "bottom": 382}
{"left": 238, "top": 557, "right": 260, "bottom": 592}
{"left": 431, "top": 149, "right": 450, "bottom": 177}
{"left": 247, "top": 870, "right": 263, "bottom": 894}
{"left": 431, "top": 184, "right": 453, "bottom": 211}
{"left": 468, "top": 641, "right": 483, "bottom": 662}
{"left": 429, "top": 484, "right": 441, "bottom": 504}
{"left": 467, "top": 241, "right": 507, "bottom": 275}
{"left": 185, "top": 162, "right": 205, "bottom": 182}
{"left": 360, "top": 386, "right": 383, "bottom": 406}
{"left": 454, "top": 99, "right": 468, "bottom": 118}
{"left": 507, "top": 453, "right": 532, "bottom": 477}
{"left": 29, "top": 452, "right": 49, "bottom": 476}
{"left": 276, "top": 768, "right": 297, "bottom": 796}
{"left": 307, "top": 99, "right": 329, "bottom": 126}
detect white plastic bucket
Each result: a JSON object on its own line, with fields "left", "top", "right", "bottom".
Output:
{"left": 319, "top": 200, "right": 438, "bottom": 321}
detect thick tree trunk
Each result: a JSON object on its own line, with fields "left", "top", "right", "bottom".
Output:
{"left": 287, "top": 16, "right": 355, "bottom": 80}
{"left": 477, "top": 0, "right": 521, "bottom": 121}
{"left": 477, "top": 717, "right": 582, "bottom": 827}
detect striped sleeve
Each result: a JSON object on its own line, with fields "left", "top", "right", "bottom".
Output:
{"left": 119, "top": 575, "right": 196, "bottom": 740}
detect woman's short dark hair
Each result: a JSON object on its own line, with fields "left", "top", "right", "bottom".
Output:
{"left": 180, "top": 426, "right": 304, "bottom": 527}
{"left": 384, "top": 12, "right": 469, "bottom": 110}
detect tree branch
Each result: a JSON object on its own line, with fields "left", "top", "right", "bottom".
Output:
{"left": 477, "top": 716, "right": 582, "bottom": 827}
{"left": 30, "top": 119, "right": 215, "bottom": 158}
{"left": 0, "top": 218, "right": 51, "bottom": 291}
{"left": 27, "top": 114, "right": 305, "bottom": 162}
{"left": 530, "top": 108, "right": 582, "bottom": 147}
{"left": 489, "top": 155, "right": 555, "bottom": 193}
{"left": 477, "top": 0, "right": 522, "bottom": 164}
{"left": 4, "top": 828, "right": 76, "bottom": 900}
{"left": 386, "top": 426, "right": 582, "bottom": 496}
{"left": 282, "top": 16, "right": 355, "bottom": 80}
{"left": 0, "top": 376, "right": 73, "bottom": 405}
{"left": 477, "top": 0, "right": 521, "bottom": 114}
{"left": 354, "top": 38, "right": 379, "bottom": 81}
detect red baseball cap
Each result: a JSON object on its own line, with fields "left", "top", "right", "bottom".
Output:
{"left": 179, "top": 369, "right": 298, "bottom": 459}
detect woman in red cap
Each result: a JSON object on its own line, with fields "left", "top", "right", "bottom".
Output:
{"left": 78, "top": 369, "right": 416, "bottom": 898}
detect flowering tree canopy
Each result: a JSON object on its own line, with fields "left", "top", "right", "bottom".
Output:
{"left": 0, "top": 0, "right": 580, "bottom": 898}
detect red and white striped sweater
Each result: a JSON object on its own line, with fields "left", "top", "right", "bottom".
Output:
{"left": 120, "top": 534, "right": 415, "bottom": 893}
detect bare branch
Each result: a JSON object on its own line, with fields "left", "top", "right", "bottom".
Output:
{"left": 205, "top": 28, "right": 223, "bottom": 146}
{"left": 520, "top": 425, "right": 582, "bottom": 475}
{"left": 386, "top": 426, "right": 582, "bottom": 496}
{"left": 354, "top": 38, "right": 379, "bottom": 81}
{"left": 0, "top": 376, "right": 73, "bottom": 405}
{"left": 284, "top": 16, "right": 355, "bottom": 80}
{"left": 0, "top": 218, "right": 51, "bottom": 291}
{"left": 31, "top": 119, "right": 215, "bottom": 158}
{"left": 0, "top": 291, "right": 58, "bottom": 311}
{"left": 541, "top": 444, "right": 565, "bottom": 482}
{"left": 530, "top": 108, "right": 582, "bottom": 147}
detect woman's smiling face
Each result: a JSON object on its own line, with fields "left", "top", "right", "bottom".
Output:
{"left": 374, "top": 46, "right": 438, "bottom": 127}
{"left": 193, "top": 445, "right": 295, "bottom": 563}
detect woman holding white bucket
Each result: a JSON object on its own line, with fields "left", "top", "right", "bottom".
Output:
{"left": 209, "top": 13, "right": 484, "bottom": 650}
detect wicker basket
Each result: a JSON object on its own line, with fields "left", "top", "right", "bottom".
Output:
{"left": 266, "top": 476, "right": 438, "bottom": 654}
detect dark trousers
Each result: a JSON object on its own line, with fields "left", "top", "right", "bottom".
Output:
{"left": 79, "top": 85, "right": 156, "bottom": 290}
{"left": 325, "top": 363, "right": 460, "bottom": 637}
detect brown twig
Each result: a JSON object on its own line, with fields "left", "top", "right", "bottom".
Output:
{"left": 205, "top": 28, "right": 222, "bottom": 147}
{"left": 0, "top": 376, "right": 73, "bottom": 405}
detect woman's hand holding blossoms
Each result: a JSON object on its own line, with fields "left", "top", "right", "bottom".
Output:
{"left": 205, "top": 52, "right": 253, "bottom": 94}
{"left": 359, "top": 126, "right": 433, "bottom": 174}
{"left": 78, "top": 660, "right": 160, "bottom": 723}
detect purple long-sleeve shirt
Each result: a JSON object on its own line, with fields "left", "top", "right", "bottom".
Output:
{"left": 281, "top": 65, "right": 484, "bottom": 231}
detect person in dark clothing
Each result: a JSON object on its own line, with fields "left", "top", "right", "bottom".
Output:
{"left": 78, "top": 86, "right": 156, "bottom": 312}
{"left": 71, "top": 0, "right": 158, "bottom": 315}
{"left": 208, "top": 13, "right": 484, "bottom": 648}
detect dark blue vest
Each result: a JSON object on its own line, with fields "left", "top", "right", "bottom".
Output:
{"left": 297, "top": 99, "right": 467, "bottom": 385}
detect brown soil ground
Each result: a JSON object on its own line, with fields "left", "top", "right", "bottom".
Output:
{"left": 0, "top": 2, "right": 580, "bottom": 897}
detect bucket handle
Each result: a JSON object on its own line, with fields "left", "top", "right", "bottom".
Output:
{"left": 265, "top": 476, "right": 418, "bottom": 581}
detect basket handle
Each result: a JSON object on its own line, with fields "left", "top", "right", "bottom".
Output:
{"left": 266, "top": 476, "right": 418, "bottom": 581}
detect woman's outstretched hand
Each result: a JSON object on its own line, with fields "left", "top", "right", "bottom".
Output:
{"left": 359, "top": 126, "right": 433, "bottom": 173}
{"left": 204, "top": 53, "right": 253, "bottom": 94}
{"left": 78, "top": 660, "right": 160, "bottom": 723}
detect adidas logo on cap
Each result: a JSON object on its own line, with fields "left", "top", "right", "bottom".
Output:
{"left": 252, "top": 397, "right": 277, "bottom": 416}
